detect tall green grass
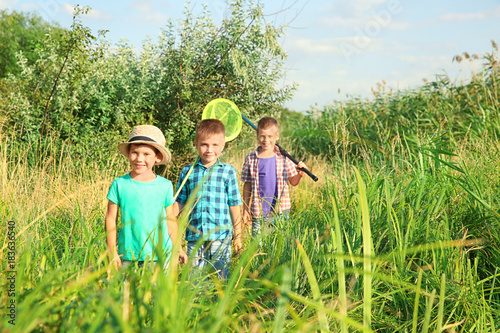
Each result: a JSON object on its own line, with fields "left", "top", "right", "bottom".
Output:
{"left": 1, "top": 124, "right": 499, "bottom": 331}
{"left": 2, "top": 45, "right": 500, "bottom": 330}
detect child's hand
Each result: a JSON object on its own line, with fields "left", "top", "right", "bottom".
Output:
{"left": 290, "top": 161, "right": 308, "bottom": 186}
{"left": 296, "top": 161, "right": 307, "bottom": 176}
{"left": 111, "top": 252, "right": 122, "bottom": 271}
{"left": 178, "top": 248, "right": 188, "bottom": 264}
{"left": 233, "top": 236, "right": 243, "bottom": 256}
{"left": 243, "top": 210, "right": 252, "bottom": 226}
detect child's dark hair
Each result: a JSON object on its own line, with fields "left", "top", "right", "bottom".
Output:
{"left": 257, "top": 117, "right": 279, "bottom": 131}
{"left": 195, "top": 119, "right": 226, "bottom": 142}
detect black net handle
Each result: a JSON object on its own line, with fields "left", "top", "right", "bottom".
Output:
{"left": 241, "top": 114, "right": 318, "bottom": 182}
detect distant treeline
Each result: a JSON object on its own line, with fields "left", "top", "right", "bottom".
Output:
{"left": 284, "top": 41, "right": 500, "bottom": 162}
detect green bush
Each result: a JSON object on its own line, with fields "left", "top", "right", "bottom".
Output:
{"left": 0, "top": 1, "right": 295, "bottom": 178}
{"left": 0, "top": 9, "right": 66, "bottom": 78}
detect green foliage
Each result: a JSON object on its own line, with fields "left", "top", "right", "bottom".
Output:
{"left": 244, "top": 148, "right": 500, "bottom": 331}
{"left": 0, "top": 6, "right": 131, "bottom": 169}
{"left": 284, "top": 41, "right": 500, "bottom": 163}
{"left": 2, "top": 7, "right": 110, "bottom": 141}
{"left": 2, "top": 4, "right": 499, "bottom": 332}
{"left": 1, "top": 1, "right": 295, "bottom": 177}
{"left": 3, "top": 140, "right": 499, "bottom": 331}
{"left": 264, "top": 41, "right": 500, "bottom": 331}
{"left": 145, "top": 0, "right": 295, "bottom": 172}
{"left": 0, "top": 9, "right": 66, "bottom": 78}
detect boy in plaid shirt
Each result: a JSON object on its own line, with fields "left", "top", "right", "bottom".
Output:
{"left": 241, "top": 117, "right": 307, "bottom": 239}
{"left": 174, "top": 119, "right": 242, "bottom": 279}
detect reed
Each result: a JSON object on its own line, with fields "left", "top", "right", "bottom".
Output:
{"left": 2, "top": 63, "right": 500, "bottom": 330}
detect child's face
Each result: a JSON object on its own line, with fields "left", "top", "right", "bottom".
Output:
{"left": 128, "top": 144, "right": 161, "bottom": 177}
{"left": 195, "top": 132, "right": 225, "bottom": 167}
{"left": 257, "top": 125, "right": 279, "bottom": 152}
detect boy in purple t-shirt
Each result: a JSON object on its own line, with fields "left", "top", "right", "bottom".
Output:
{"left": 241, "top": 117, "right": 307, "bottom": 238}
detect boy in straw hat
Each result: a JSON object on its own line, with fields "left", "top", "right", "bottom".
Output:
{"left": 105, "top": 125, "right": 188, "bottom": 271}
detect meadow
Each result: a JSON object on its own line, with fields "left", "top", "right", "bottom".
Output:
{"left": 1, "top": 53, "right": 500, "bottom": 332}
{"left": 1, "top": 6, "right": 500, "bottom": 328}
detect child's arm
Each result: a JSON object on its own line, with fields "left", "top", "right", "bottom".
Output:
{"left": 172, "top": 201, "right": 184, "bottom": 217}
{"left": 229, "top": 205, "right": 243, "bottom": 255}
{"left": 242, "top": 182, "right": 252, "bottom": 224}
{"left": 166, "top": 205, "right": 188, "bottom": 264}
{"left": 289, "top": 161, "right": 307, "bottom": 186}
{"left": 105, "top": 200, "right": 121, "bottom": 271}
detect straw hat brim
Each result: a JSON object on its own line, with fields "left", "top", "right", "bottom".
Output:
{"left": 118, "top": 141, "right": 171, "bottom": 165}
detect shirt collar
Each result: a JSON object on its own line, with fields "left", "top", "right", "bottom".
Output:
{"left": 195, "top": 158, "right": 223, "bottom": 169}
{"left": 254, "top": 145, "right": 281, "bottom": 156}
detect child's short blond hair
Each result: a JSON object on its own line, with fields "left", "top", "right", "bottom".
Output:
{"left": 257, "top": 117, "right": 279, "bottom": 131}
{"left": 195, "top": 119, "right": 225, "bottom": 142}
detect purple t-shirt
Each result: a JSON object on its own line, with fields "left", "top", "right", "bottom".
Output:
{"left": 259, "top": 155, "right": 278, "bottom": 217}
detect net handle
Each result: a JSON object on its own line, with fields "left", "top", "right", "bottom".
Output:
{"left": 241, "top": 114, "right": 318, "bottom": 182}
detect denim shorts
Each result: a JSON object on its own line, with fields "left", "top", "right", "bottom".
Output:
{"left": 186, "top": 236, "right": 232, "bottom": 280}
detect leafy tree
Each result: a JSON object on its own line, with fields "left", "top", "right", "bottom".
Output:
{"left": 0, "top": 9, "right": 65, "bottom": 78}
{"left": 2, "top": 6, "right": 109, "bottom": 141}
{"left": 2, "top": 1, "right": 296, "bottom": 173}
{"left": 145, "top": 0, "right": 296, "bottom": 171}
{"left": 0, "top": 6, "right": 122, "bottom": 170}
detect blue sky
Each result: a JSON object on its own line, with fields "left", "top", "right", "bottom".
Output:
{"left": 2, "top": 0, "right": 500, "bottom": 111}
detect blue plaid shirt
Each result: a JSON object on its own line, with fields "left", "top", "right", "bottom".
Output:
{"left": 176, "top": 159, "right": 242, "bottom": 241}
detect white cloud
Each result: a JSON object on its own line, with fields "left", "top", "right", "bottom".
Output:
{"left": 61, "top": 4, "right": 75, "bottom": 16}
{"left": 380, "top": 54, "right": 484, "bottom": 96}
{"left": 385, "top": 40, "right": 417, "bottom": 52}
{"left": 0, "top": 0, "right": 17, "bottom": 9}
{"left": 87, "top": 8, "right": 112, "bottom": 20}
{"left": 317, "top": 0, "right": 408, "bottom": 31}
{"left": 397, "top": 55, "right": 449, "bottom": 65}
{"left": 436, "top": 5, "right": 500, "bottom": 22}
{"left": 438, "top": 12, "right": 486, "bottom": 22}
{"left": 388, "top": 21, "right": 412, "bottom": 30}
{"left": 330, "top": 70, "right": 349, "bottom": 77}
{"left": 318, "top": 15, "right": 411, "bottom": 31}
{"left": 293, "top": 38, "right": 338, "bottom": 54}
{"left": 284, "top": 66, "right": 385, "bottom": 110}
{"left": 317, "top": 15, "right": 361, "bottom": 29}
{"left": 284, "top": 49, "right": 486, "bottom": 111}
{"left": 288, "top": 37, "right": 382, "bottom": 59}
{"left": 130, "top": 0, "right": 153, "bottom": 13}
{"left": 127, "top": 0, "right": 167, "bottom": 24}
{"left": 397, "top": 54, "right": 482, "bottom": 74}
{"left": 61, "top": 4, "right": 112, "bottom": 20}
{"left": 320, "top": 0, "right": 390, "bottom": 17}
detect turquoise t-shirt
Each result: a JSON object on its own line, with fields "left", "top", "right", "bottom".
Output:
{"left": 107, "top": 174, "right": 174, "bottom": 261}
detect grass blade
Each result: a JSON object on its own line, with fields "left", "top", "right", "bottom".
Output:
{"left": 330, "top": 193, "right": 348, "bottom": 333}
{"left": 412, "top": 269, "right": 423, "bottom": 333}
{"left": 273, "top": 267, "right": 292, "bottom": 333}
{"left": 294, "top": 238, "right": 330, "bottom": 332}
{"left": 422, "top": 289, "right": 436, "bottom": 333}
{"left": 436, "top": 273, "right": 446, "bottom": 332}
{"left": 353, "top": 166, "right": 372, "bottom": 329}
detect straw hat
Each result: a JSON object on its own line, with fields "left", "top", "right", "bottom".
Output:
{"left": 118, "top": 125, "right": 171, "bottom": 165}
